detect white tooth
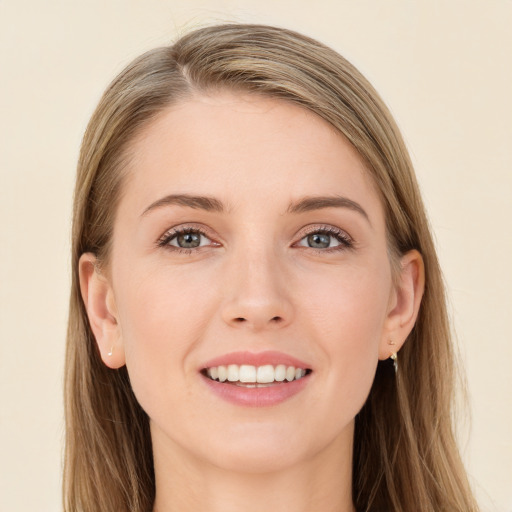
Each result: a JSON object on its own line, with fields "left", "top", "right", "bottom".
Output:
{"left": 274, "top": 364, "right": 286, "bottom": 382}
{"left": 239, "top": 365, "right": 256, "bottom": 382}
{"left": 227, "top": 364, "right": 239, "bottom": 382}
{"left": 301, "top": 369, "right": 306, "bottom": 378}
{"left": 257, "top": 365, "right": 275, "bottom": 383}
{"left": 206, "top": 368, "right": 213, "bottom": 378}
{"left": 285, "top": 366, "right": 296, "bottom": 382}
{"left": 295, "top": 368, "right": 303, "bottom": 380}
{"left": 210, "top": 367, "right": 218, "bottom": 380}
{"left": 217, "top": 365, "right": 227, "bottom": 382}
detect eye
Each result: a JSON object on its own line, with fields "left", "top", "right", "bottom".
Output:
{"left": 172, "top": 232, "right": 207, "bottom": 249}
{"left": 295, "top": 227, "right": 353, "bottom": 251}
{"left": 158, "top": 227, "right": 216, "bottom": 251}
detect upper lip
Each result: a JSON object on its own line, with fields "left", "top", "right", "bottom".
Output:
{"left": 200, "top": 350, "right": 312, "bottom": 371}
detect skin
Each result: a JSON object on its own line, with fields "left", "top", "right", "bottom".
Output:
{"left": 80, "top": 92, "right": 424, "bottom": 512}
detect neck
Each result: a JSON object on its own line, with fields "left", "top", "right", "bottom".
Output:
{"left": 151, "top": 423, "right": 355, "bottom": 512}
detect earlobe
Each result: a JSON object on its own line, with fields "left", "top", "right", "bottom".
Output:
{"left": 379, "top": 249, "right": 425, "bottom": 360}
{"left": 78, "top": 253, "right": 126, "bottom": 369}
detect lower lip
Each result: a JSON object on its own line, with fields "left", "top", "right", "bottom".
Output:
{"left": 201, "top": 374, "right": 311, "bottom": 407}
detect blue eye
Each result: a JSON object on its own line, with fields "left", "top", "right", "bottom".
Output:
{"left": 296, "top": 228, "right": 352, "bottom": 250}
{"left": 158, "top": 226, "right": 352, "bottom": 253}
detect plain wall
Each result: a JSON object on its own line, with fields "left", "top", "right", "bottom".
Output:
{"left": 0, "top": 1, "right": 511, "bottom": 510}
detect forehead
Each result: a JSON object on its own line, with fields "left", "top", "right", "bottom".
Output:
{"left": 121, "top": 91, "right": 383, "bottom": 220}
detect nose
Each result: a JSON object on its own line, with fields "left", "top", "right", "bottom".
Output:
{"left": 220, "top": 250, "right": 294, "bottom": 331}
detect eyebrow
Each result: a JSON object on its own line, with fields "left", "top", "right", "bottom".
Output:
{"left": 141, "top": 193, "right": 370, "bottom": 224}
{"left": 141, "top": 194, "right": 225, "bottom": 216}
{"left": 286, "top": 195, "right": 370, "bottom": 224}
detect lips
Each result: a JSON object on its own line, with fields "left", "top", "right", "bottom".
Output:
{"left": 199, "top": 351, "right": 313, "bottom": 407}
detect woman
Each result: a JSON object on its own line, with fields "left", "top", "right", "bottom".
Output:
{"left": 64, "top": 24, "right": 479, "bottom": 512}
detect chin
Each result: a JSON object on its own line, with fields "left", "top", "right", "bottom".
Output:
{"left": 207, "top": 439, "right": 305, "bottom": 474}
{"left": 194, "top": 419, "right": 347, "bottom": 474}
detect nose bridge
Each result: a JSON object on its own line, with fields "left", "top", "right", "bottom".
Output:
{"left": 221, "top": 240, "right": 293, "bottom": 330}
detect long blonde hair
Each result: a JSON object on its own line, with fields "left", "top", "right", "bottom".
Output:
{"left": 64, "top": 24, "right": 479, "bottom": 512}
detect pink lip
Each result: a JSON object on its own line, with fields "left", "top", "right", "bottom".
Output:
{"left": 200, "top": 350, "right": 311, "bottom": 370}
{"left": 201, "top": 373, "right": 311, "bottom": 407}
{"left": 199, "top": 351, "right": 312, "bottom": 407}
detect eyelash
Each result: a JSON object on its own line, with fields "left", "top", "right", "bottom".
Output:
{"left": 157, "top": 225, "right": 354, "bottom": 254}
{"left": 157, "top": 226, "right": 215, "bottom": 254}
{"left": 297, "top": 225, "right": 354, "bottom": 252}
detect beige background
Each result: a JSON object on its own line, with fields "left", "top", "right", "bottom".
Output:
{"left": 1, "top": 1, "right": 511, "bottom": 510}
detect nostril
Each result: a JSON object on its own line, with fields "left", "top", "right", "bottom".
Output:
{"left": 234, "top": 317, "right": 246, "bottom": 323}
{"left": 271, "top": 316, "right": 283, "bottom": 323}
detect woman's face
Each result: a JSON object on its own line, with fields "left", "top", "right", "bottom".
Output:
{"left": 85, "top": 92, "right": 411, "bottom": 473}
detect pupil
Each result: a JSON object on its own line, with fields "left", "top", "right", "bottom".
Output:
{"left": 308, "top": 233, "right": 330, "bottom": 248}
{"left": 178, "top": 232, "right": 200, "bottom": 248}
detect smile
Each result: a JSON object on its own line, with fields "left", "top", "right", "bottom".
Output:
{"left": 199, "top": 351, "right": 313, "bottom": 406}
{"left": 202, "top": 364, "right": 311, "bottom": 386}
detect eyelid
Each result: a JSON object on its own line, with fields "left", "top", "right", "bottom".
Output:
{"left": 293, "top": 224, "right": 354, "bottom": 250}
{"left": 156, "top": 222, "right": 354, "bottom": 252}
{"left": 297, "top": 224, "right": 353, "bottom": 240}
{"left": 157, "top": 223, "right": 220, "bottom": 249}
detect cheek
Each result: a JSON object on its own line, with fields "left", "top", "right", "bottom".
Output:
{"left": 299, "top": 258, "right": 391, "bottom": 344}
{"left": 112, "top": 263, "right": 219, "bottom": 409}
{"left": 297, "top": 260, "right": 391, "bottom": 408}
{"left": 116, "top": 260, "right": 214, "bottom": 340}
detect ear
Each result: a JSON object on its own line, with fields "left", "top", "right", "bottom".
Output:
{"left": 379, "top": 249, "right": 425, "bottom": 360}
{"left": 79, "top": 253, "right": 126, "bottom": 369}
